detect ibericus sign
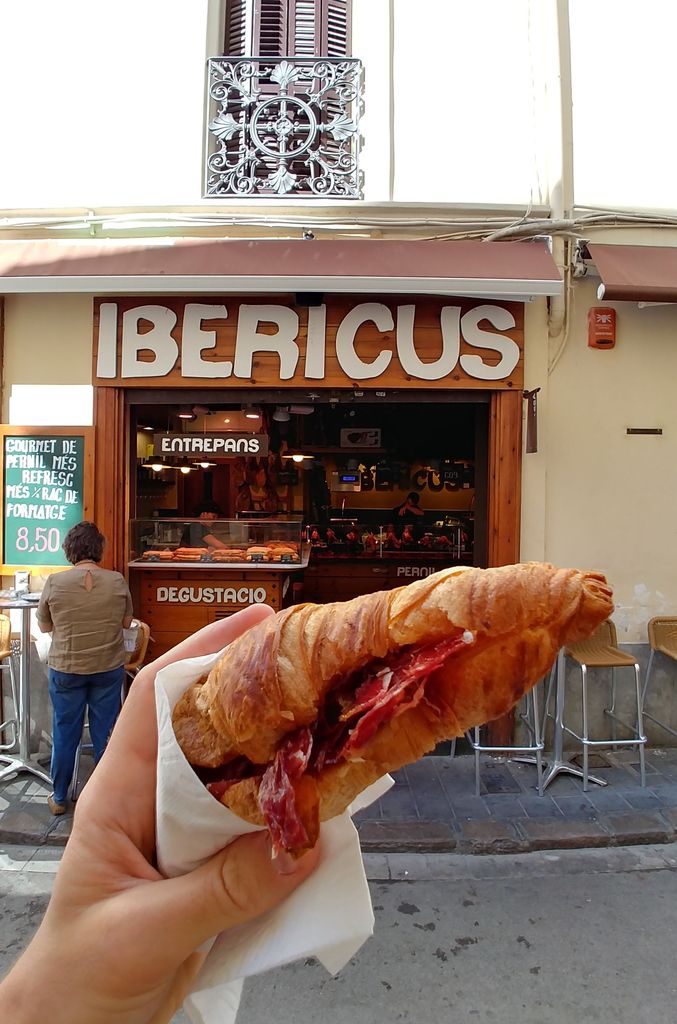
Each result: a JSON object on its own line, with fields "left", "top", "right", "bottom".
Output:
{"left": 93, "top": 296, "right": 524, "bottom": 390}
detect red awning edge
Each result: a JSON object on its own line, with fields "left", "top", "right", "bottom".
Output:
{"left": 590, "top": 243, "right": 677, "bottom": 303}
{"left": 0, "top": 238, "right": 562, "bottom": 299}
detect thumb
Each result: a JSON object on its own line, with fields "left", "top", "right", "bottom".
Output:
{"left": 139, "top": 831, "right": 320, "bottom": 963}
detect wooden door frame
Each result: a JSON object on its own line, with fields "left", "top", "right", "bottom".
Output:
{"left": 93, "top": 385, "right": 523, "bottom": 741}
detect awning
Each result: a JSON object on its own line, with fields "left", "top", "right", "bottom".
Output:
{"left": 0, "top": 237, "right": 561, "bottom": 299}
{"left": 590, "top": 243, "right": 677, "bottom": 303}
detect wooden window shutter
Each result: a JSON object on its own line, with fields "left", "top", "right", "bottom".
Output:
{"left": 319, "top": 0, "right": 351, "bottom": 57}
{"left": 224, "top": 0, "right": 248, "bottom": 54}
{"left": 253, "top": 0, "right": 288, "bottom": 57}
{"left": 227, "top": 1, "right": 351, "bottom": 57}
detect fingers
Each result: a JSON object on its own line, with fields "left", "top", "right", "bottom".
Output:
{"left": 108, "top": 604, "right": 276, "bottom": 759}
{"left": 133, "top": 831, "right": 320, "bottom": 965}
{"left": 142, "top": 604, "right": 275, "bottom": 681}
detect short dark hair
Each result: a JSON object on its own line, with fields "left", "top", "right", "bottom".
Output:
{"left": 63, "top": 521, "right": 105, "bottom": 564}
{"left": 193, "top": 501, "right": 223, "bottom": 516}
{"left": 407, "top": 491, "right": 420, "bottom": 504}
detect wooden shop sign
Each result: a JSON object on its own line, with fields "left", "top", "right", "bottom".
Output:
{"left": 93, "top": 296, "right": 524, "bottom": 390}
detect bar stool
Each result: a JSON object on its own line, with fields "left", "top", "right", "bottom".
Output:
{"left": 466, "top": 684, "right": 545, "bottom": 796}
{"left": 69, "top": 620, "right": 151, "bottom": 800}
{"left": 642, "top": 616, "right": 677, "bottom": 738}
{"left": 0, "top": 614, "right": 19, "bottom": 752}
{"left": 564, "top": 619, "right": 646, "bottom": 791}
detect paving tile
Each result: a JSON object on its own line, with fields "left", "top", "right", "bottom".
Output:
{"left": 659, "top": 806, "right": 677, "bottom": 829}
{"left": 650, "top": 782, "right": 677, "bottom": 805}
{"left": 479, "top": 765, "right": 523, "bottom": 795}
{"left": 483, "top": 795, "right": 527, "bottom": 819}
{"left": 517, "top": 818, "right": 608, "bottom": 850}
{"left": 518, "top": 795, "right": 564, "bottom": 819}
{"left": 551, "top": 795, "right": 599, "bottom": 821}
{"left": 621, "top": 790, "right": 664, "bottom": 810}
{"left": 447, "top": 797, "right": 491, "bottom": 820}
{"left": 584, "top": 789, "right": 633, "bottom": 813}
{"left": 379, "top": 786, "right": 420, "bottom": 821}
{"left": 410, "top": 782, "right": 454, "bottom": 822}
{"left": 599, "top": 811, "right": 670, "bottom": 845}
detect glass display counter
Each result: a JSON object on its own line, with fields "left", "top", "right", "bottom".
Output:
{"left": 129, "top": 517, "right": 308, "bottom": 568}
{"left": 307, "top": 517, "right": 473, "bottom": 561}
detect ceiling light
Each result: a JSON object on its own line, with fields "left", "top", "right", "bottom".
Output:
{"left": 177, "top": 406, "right": 195, "bottom": 420}
{"left": 223, "top": 417, "right": 231, "bottom": 424}
{"left": 195, "top": 461, "right": 216, "bottom": 469}
{"left": 272, "top": 406, "right": 290, "bottom": 422}
{"left": 179, "top": 465, "right": 192, "bottom": 474}
{"left": 141, "top": 460, "right": 166, "bottom": 472}
{"left": 140, "top": 425, "right": 153, "bottom": 431}
{"left": 244, "top": 405, "right": 260, "bottom": 420}
{"left": 291, "top": 454, "right": 306, "bottom": 463}
{"left": 289, "top": 405, "right": 314, "bottom": 415}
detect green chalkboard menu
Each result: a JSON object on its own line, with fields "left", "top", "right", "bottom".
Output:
{"left": 2, "top": 432, "right": 89, "bottom": 567}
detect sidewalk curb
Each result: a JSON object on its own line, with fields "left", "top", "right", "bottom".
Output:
{"left": 5, "top": 813, "right": 677, "bottom": 856}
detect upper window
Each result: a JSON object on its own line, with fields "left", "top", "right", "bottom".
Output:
{"left": 224, "top": 0, "right": 351, "bottom": 58}
{"left": 205, "top": 0, "right": 361, "bottom": 199}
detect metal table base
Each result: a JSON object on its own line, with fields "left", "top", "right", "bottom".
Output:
{"left": 0, "top": 600, "right": 51, "bottom": 787}
{"left": 519, "top": 649, "right": 607, "bottom": 791}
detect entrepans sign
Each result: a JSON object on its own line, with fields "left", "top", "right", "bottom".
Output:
{"left": 153, "top": 433, "right": 268, "bottom": 457}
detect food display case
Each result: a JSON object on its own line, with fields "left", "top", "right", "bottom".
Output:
{"left": 302, "top": 517, "right": 474, "bottom": 604}
{"left": 128, "top": 517, "right": 307, "bottom": 659}
{"left": 306, "top": 517, "right": 472, "bottom": 561}
{"left": 129, "top": 517, "right": 308, "bottom": 568}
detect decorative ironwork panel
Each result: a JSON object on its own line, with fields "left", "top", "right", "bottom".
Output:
{"left": 204, "top": 56, "right": 363, "bottom": 199}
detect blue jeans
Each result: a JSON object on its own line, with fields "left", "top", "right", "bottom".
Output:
{"left": 48, "top": 666, "right": 125, "bottom": 804}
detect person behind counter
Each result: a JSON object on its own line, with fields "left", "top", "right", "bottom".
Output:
{"left": 393, "top": 491, "right": 425, "bottom": 523}
{"left": 180, "top": 501, "right": 228, "bottom": 549}
{"left": 236, "top": 463, "right": 280, "bottom": 515}
{"left": 36, "top": 521, "right": 134, "bottom": 816}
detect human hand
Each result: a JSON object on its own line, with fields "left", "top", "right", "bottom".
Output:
{"left": 0, "top": 605, "right": 319, "bottom": 1024}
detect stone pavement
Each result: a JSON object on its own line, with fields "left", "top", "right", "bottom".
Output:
{"left": 3, "top": 746, "right": 677, "bottom": 855}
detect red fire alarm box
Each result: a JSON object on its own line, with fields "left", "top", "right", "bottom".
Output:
{"left": 588, "top": 307, "right": 616, "bottom": 349}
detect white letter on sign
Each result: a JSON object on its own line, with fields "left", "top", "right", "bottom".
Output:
{"left": 182, "top": 304, "right": 232, "bottom": 378}
{"left": 304, "top": 305, "right": 327, "bottom": 379}
{"left": 121, "top": 306, "right": 179, "bottom": 379}
{"left": 396, "top": 305, "right": 461, "bottom": 380}
{"left": 335, "top": 303, "right": 393, "bottom": 380}
{"left": 460, "top": 305, "right": 519, "bottom": 381}
{"left": 96, "top": 303, "right": 118, "bottom": 378}
{"left": 234, "top": 306, "right": 300, "bottom": 380}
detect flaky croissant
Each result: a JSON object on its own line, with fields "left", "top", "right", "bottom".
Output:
{"left": 173, "top": 563, "right": 612, "bottom": 854}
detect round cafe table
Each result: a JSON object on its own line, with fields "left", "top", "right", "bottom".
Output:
{"left": 0, "top": 596, "right": 51, "bottom": 787}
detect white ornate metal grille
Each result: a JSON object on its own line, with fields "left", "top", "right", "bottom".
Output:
{"left": 204, "top": 56, "right": 363, "bottom": 198}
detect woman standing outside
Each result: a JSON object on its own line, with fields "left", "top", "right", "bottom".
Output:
{"left": 37, "top": 521, "right": 133, "bottom": 815}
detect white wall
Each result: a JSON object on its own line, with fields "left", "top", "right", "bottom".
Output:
{"left": 0, "top": 0, "right": 209, "bottom": 207}
{"left": 521, "top": 276, "right": 677, "bottom": 640}
{"left": 570, "top": 0, "right": 677, "bottom": 211}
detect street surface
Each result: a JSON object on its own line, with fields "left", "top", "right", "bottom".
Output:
{"left": 1, "top": 844, "right": 676, "bottom": 1023}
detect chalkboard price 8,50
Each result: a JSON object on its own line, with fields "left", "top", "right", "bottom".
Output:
{"left": 3, "top": 434, "right": 85, "bottom": 567}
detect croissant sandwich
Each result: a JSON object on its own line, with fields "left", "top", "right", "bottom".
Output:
{"left": 173, "top": 563, "right": 612, "bottom": 855}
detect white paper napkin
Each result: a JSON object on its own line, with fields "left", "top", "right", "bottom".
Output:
{"left": 155, "top": 648, "right": 393, "bottom": 1024}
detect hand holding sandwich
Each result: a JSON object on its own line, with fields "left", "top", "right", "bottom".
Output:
{"left": 0, "top": 606, "right": 319, "bottom": 1024}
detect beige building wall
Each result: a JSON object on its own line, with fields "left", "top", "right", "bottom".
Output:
{"left": 2, "top": 294, "right": 93, "bottom": 419}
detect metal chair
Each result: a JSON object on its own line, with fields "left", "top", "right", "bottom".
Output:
{"left": 0, "top": 615, "right": 19, "bottom": 753}
{"left": 642, "top": 616, "right": 677, "bottom": 739}
{"left": 466, "top": 684, "right": 545, "bottom": 796}
{"left": 564, "top": 619, "right": 646, "bottom": 791}
{"left": 69, "top": 620, "right": 151, "bottom": 800}
{"left": 122, "top": 620, "right": 151, "bottom": 700}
